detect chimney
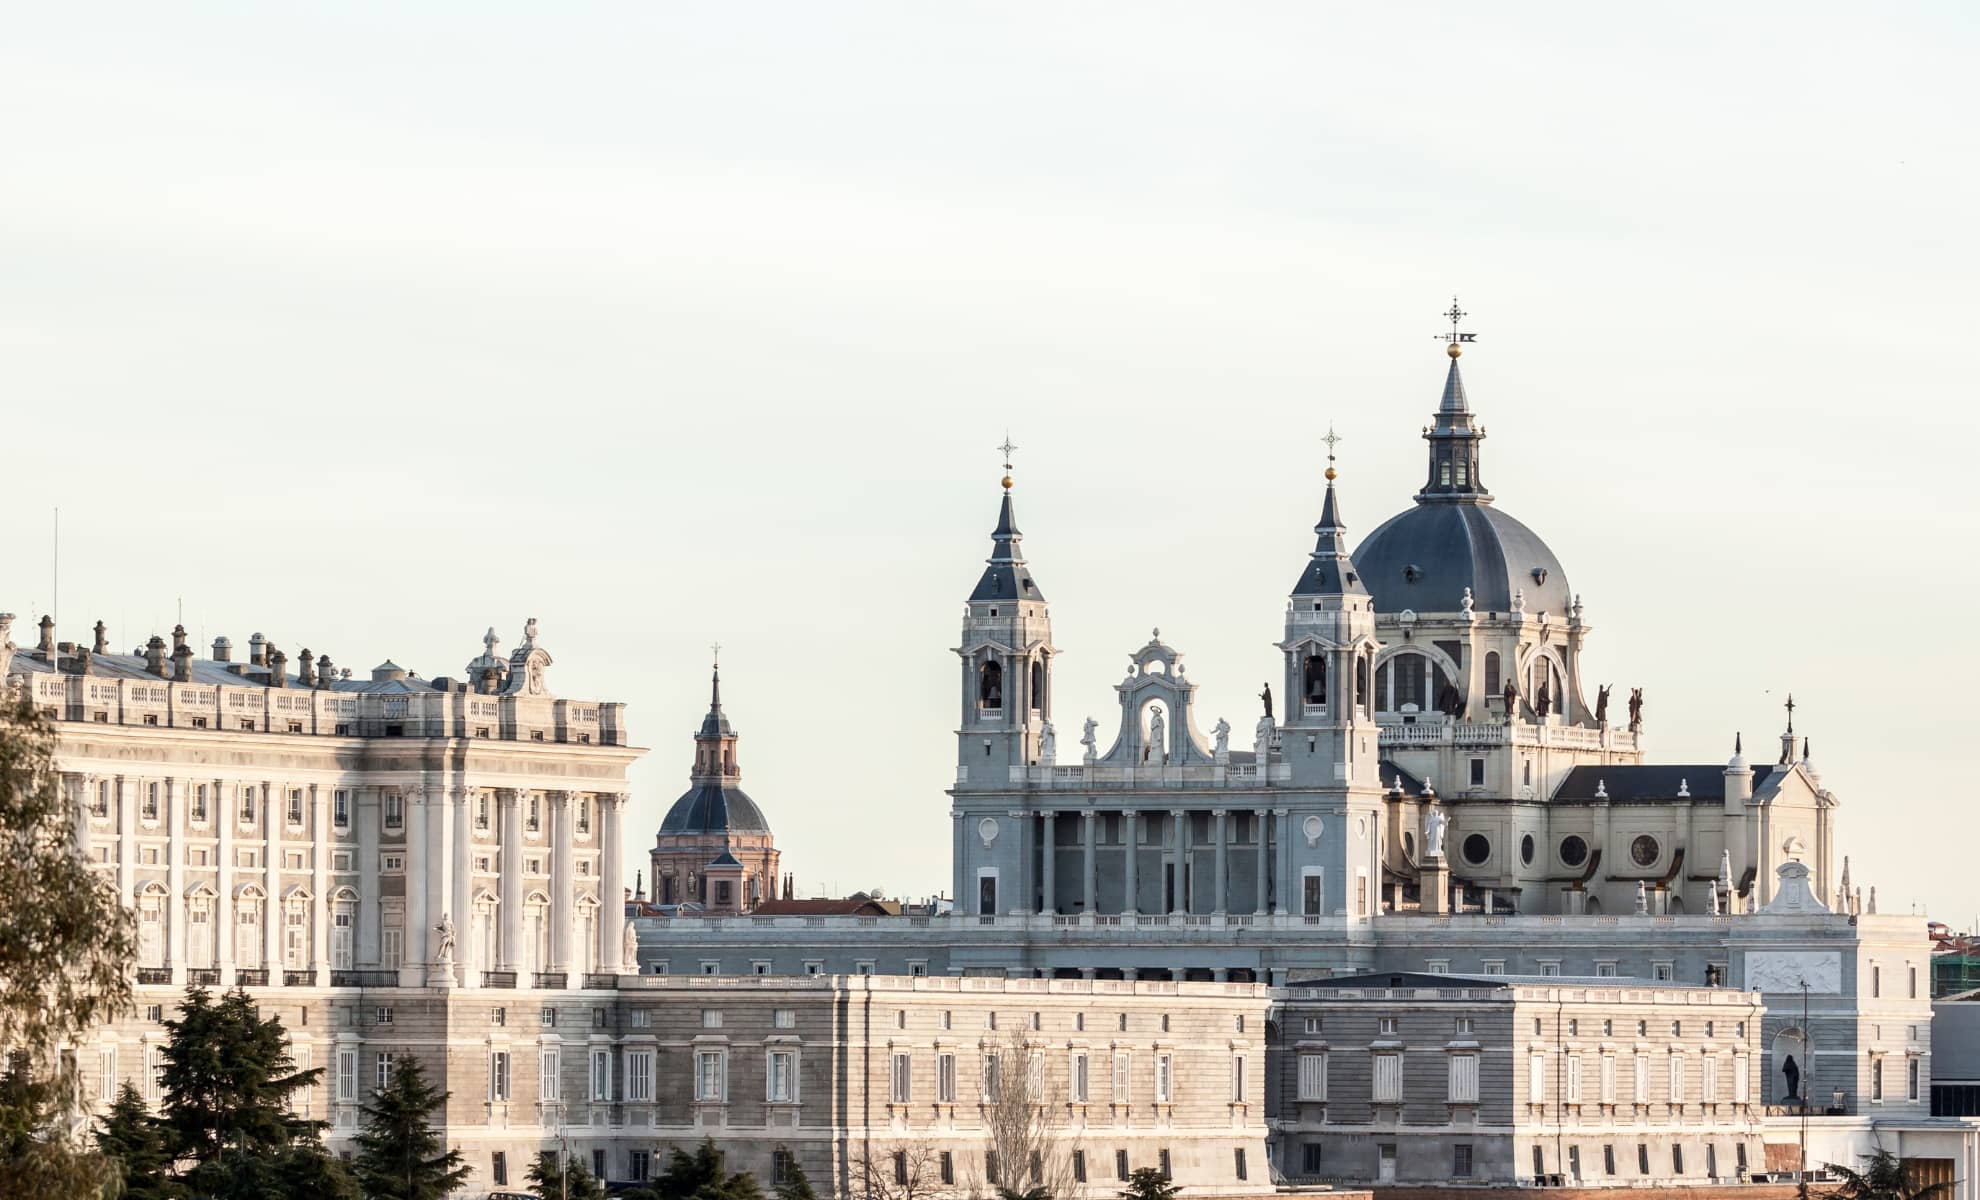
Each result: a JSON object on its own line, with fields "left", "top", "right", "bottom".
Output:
{"left": 171, "top": 643, "right": 193, "bottom": 682}
{"left": 144, "top": 635, "right": 169, "bottom": 678}
{"left": 37, "top": 614, "right": 54, "bottom": 656}
{"left": 297, "top": 649, "right": 316, "bottom": 687}
{"left": 171, "top": 624, "right": 188, "bottom": 653}
{"left": 249, "top": 632, "right": 267, "bottom": 667}
{"left": 211, "top": 636, "right": 233, "bottom": 663}
{"left": 93, "top": 621, "right": 109, "bottom": 655}
{"left": 315, "top": 654, "right": 334, "bottom": 689}
{"left": 267, "top": 647, "right": 288, "bottom": 688}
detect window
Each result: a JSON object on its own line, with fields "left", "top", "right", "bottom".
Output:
{"left": 492, "top": 1152, "right": 508, "bottom": 1186}
{"left": 1669, "top": 1054, "right": 1684, "bottom": 1101}
{"left": 1634, "top": 1055, "right": 1650, "bottom": 1102}
{"left": 1602, "top": 1019, "right": 1614, "bottom": 1036}
{"left": 769, "top": 1051, "right": 797, "bottom": 1103}
{"left": 1734, "top": 1053, "right": 1751, "bottom": 1103}
{"left": 191, "top": 785, "right": 209, "bottom": 821}
{"left": 142, "top": 783, "right": 159, "bottom": 821}
{"left": 1873, "top": 965, "right": 1881, "bottom": 998}
{"left": 1112, "top": 1051, "right": 1130, "bottom": 1101}
{"left": 893, "top": 1152, "right": 907, "bottom": 1186}
{"left": 774, "top": 1009, "right": 796, "bottom": 1029}
{"left": 1117, "top": 1149, "right": 1132, "bottom": 1181}
{"left": 1638, "top": 1144, "right": 1650, "bottom": 1175}
{"left": 939, "top": 1152, "right": 955, "bottom": 1186}
{"left": 489, "top": 1051, "right": 511, "bottom": 1102}
{"left": 1071, "top": 1053, "right": 1089, "bottom": 1103}
{"left": 383, "top": 793, "right": 402, "bottom": 829}
{"left": 1705, "top": 1021, "right": 1715, "bottom": 1038}
{"left": 1670, "top": 1020, "right": 1682, "bottom": 1037}
{"left": 1154, "top": 1054, "right": 1173, "bottom": 1103}
{"left": 1158, "top": 1149, "right": 1171, "bottom": 1180}
{"left": 1652, "top": 961, "right": 1674, "bottom": 980}
{"left": 592, "top": 1008, "right": 607, "bottom": 1029}
{"left": 1603, "top": 1145, "right": 1616, "bottom": 1176}
{"left": 1529, "top": 1053, "right": 1546, "bottom": 1103}
{"left": 936, "top": 1053, "right": 956, "bottom": 1103}
{"left": 1673, "top": 1146, "right": 1685, "bottom": 1175}
{"left": 628, "top": 1009, "right": 649, "bottom": 1028}
{"left": 375, "top": 1052, "right": 397, "bottom": 1092}
{"left": 1303, "top": 1016, "right": 1322, "bottom": 1035}
{"left": 1297, "top": 1053, "right": 1328, "bottom": 1101}
{"left": 1600, "top": 1055, "right": 1616, "bottom": 1104}
{"left": 1230, "top": 1055, "right": 1245, "bottom": 1102}
{"left": 1449, "top": 1054, "right": 1479, "bottom": 1103}
{"left": 1453, "top": 1144, "right": 1473, "bottom": 1178}
{"left": 701, "top": 1009, "right": 722, "bottom": 1029}
{"left": 1702, "top": 1055, "right": 1719, "bottom": 1101}
{"left": 541, "top": 1008, "right": 558, "bottom": 1028}
{"left": 1568, "top": 1019, "right": 1579, "bottom": 1036}
{"left": 376, "top": 1006, "right": 394, "bottom": 1025}
{"left": 1909, "top": 1058, "right": 1921, "bottom": 1101}
{"left": 1469, "top": 758, "right": 1485, "bottom": 786}
{"left": 1872, "top": 1058, "right": 1885, "bottom": 1102}
{"left": 623, "top": 1050, "right": 654, "bottom": 1102}
{"left": 590, "top": 1049, "right": 611, "bottom": 1101}
{"left": 1540, "top": 961, "right": 1561, "bottom": 977}
{"left": 1302, "top": 1144, "right": 1322, "bottom": 1176}
{"left": 287, "top": 789, "right": 304, "bottom": 825}
{"left": 1378, "top": 1016, "right": 1398, "bottom": 1035}
{"left": 336, "top": 1049, "right": 358, "bottom": 1102}
{"left": 774, "top": 1152, "right": 796, "bottom": 1187}
{"left": 696, "top": 1050, "right": 725, "bottom": 1102}
{"left": 1565, "top": 1054, "right": 1582, "bottom": 1103}
{"left": 1373, "top": 1053, "right": 1402, "bottom": 1103}
{"left": 1233, "top": 1149, "right": 1246, "bottom": 1182}
{"left": 540, "top": 1048, "right": 561, "bottom": 1102}
{"left": 890, "top": 1053, "right": 912, "bottom": 1103}
{"left": 241, "top": 787, "right": 257, "bottom": 822}
{"left": 1911, "top": 965, "right": 1920, "bottom": 999}
{"left": 1455, "top": 1016, "right": 1474, "bottom": 1034}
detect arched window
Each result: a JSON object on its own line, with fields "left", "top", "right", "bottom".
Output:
{"left": 1029, "top": 658, "right": 1045, "bottom": 711}
{"left": 1484, "top": 652, "right": 1501, "bottom": 696}
{"left": 1454, "top": 459, "right": 1468, "bottom": 486}
{"left": 1395, "top": 655, "right": 1426, "bottom": 711}
{"left": 1302, "top": 655, "right": 1327, "bottom": 705}
{"left": 1439, "top": 461, "right": 1452, "bottom": 486}
{"left": 979, "top": 660, "right": 1003, "bottom": 709}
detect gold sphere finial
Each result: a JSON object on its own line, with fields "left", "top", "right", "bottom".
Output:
{"left": 1447, "top": 341, "right": 1462, "bottom": 359}
{"left": 1324, "top": 466, "right": 1337, "bottom": 481}
{"left": 1001, "top": 474, "right": 1013, "bottom": 490}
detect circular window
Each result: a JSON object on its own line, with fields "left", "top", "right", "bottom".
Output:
{"left": 1461, "top": 833, "right": 1491, "bottom": 866}
{"left": 1521, "top": 834, "right": 1536, "bottom": 866}
{"left": 1559, "top": 835, "right": 1588, "bottom": 867}
{"left": 1631, "top": 834, "right": 1661, "bottom": 868}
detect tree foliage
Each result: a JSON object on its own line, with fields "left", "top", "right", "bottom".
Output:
{"left": 0, "top": 1052, "right": 118, "bottom": 1200}
{"left": 1829, "top": 1150, "right": 1954, "bottom": 1200}
{"left": 775, "top": 1159, "right": 820, "bottom": 1200}
{"left": 1120, "top": 1167, "right": 1181, "bottom": 1200}
{"left": 352, "top": 1056, "right": 470, "bottom": 1200}
{"left": 528, "top": 1148, "right": 611, "bottom": 1200}
{"left": 655, "top": 1138, "right": 764, "bottom": 1200}
{"left": 94, "top": 1083, "right": 174, "bottom": 1200}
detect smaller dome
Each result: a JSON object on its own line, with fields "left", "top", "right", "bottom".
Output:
{"left": 660, "top": 783, "right": 771, "bottom": 836}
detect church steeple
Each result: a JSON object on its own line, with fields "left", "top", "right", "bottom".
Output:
{"left": 693, "top": 660, "right": 737, "bottom": 778}
{"left": 1418, "top": 299, "right": 1492, "bottom": 503}
{"left": 968, "top": 440, "right": 1045, "bottom": 604}
{"left": 1291, "top": 427, "right": 1370, "bottom": 600}
{"left": 956, "top": 438, "right": 1056, "bottom": 779}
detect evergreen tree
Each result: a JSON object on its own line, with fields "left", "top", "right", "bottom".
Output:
{"left": 1830, "top": 1150, "right": 1954, "bottom": 1200}
{"left": 351, "top": 1056, "right": 470, "bottom": 1200}
{"left": 775, "top": 1159, "right": 819, "bottom": 1200}
{"left": 0, "top": 1052, "right": 117, "bottom": 1200}
{"left": 528, "top": 1148, "right": 611, "bottom": 1200}
{"left": 656, "top": 1139, "right": 763, "bottom": 1200}
{"left": 155, "top": 984, "right": 339, "bottom": 1198}
{"left": 94, "top": 1082, "right": 175, "bottom": 1200}
{"left": 1120, "top": 1167, "right": 1181, "bottom": 1200}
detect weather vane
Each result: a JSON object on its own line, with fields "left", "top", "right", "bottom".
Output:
{"left": 1322, "top": 425, "right": 1342, "bottom": 481}
{"left": 1436, "top": 296, "right": 1477, "bottom": 349}
{"left": 998, "top": 433, "right": 1018, "bottom": 473}
{"left": 710, "top": 640, "right": 722, "bottom": 668}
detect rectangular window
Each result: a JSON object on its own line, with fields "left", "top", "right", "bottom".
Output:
{"left": 375, "top": 1006, "right": 394, "bottom": 1025}
{"left": 1373, "top": 1053, "right": 1402, "bottom": 1103}
{"left": 1702, "top": 1054, "right": 1719, "bottom": 1101}
{"left": 333, "top": 791, "right": 349, "bottom": 828}
{"left": 384, "top": 793, "right": 402, "bottom": 829}
{"left": 489, "top": 1051, "right": 511, "bottom": 1102}
{"left": 241, "top": 787, "right": 256, "bottom": 822}
{"left": 1076, "top": 1150, "right": 1089, "bottom": 1184}
{"left": 96, "top": 1046, "right": 117, "bottom": 1102}
{"left": 287, "top": 789, "right": 304, "bottom": 825}
{"left": 1297, "top": 1053, "right": 1328, "bottom": 1101}
{"left": 774, "top": 1152, "right": 795, "bottom": 1187}
{"left": 1673, "top": 1146, "right": 1685, "bottom": 1175}
{"left": 1909, "top": 1057, "right": 1921, "bottom": 1101}
{"left": 940, "top": 1152, "right": 954, "bottom": 1186}
{"left": 492, "top": 1152, "right": 507, "bottom": 1186}
{"left": 937, "top": 1053, "right": 956, "bottom": 1103}
{"left": 981, "top": 1056, "right": 1001, "bottom": 1101}
{"left": 1234, "top": 1148, "right": 1247, "bottom": 1182}
{"left": 1872, "top": 1058, "right": 1885, "bottom": 1102}
{"left": 1070, "top": 1052, "right": 1089, "bottom": 1103}
{"left": 337, "top": 1049, "right": 358, "bottom": 1102}
{"left": 1529, "top": 1053, "right": 1546, "bottom": 1103}
{"left": 696, "top": 1050, "right": 725, "bottom": 1102}
{"left": 375, "top": 1052, "right": 397, "bottom": 1092}
{"left": 1734, "top": 1054, "right": 1751, "bottom": 1103}
{"left": 768, "top": 1050, "right": 797, "bottom": 1103}
{"left": 1565, "top": 1054, "right": 1582, "bottom": 1103}
{"left": 1873, "top": 965, "right": 1881, "bottom": 998}
{"left": 1638, "top": 1144, "right": 1650, "bottom": 1175}
{"left": 1154, "top": 1053, "right": 1173, "bottom": 1103}
{"left": 541, "top": 1048, "right": 561, "bottom": 1102}
{"left": 590, "top": 1049, "right": 611, "bottom": 1101}
{"left": 1378, "top": 1016, "right": 1398, "bottom": 1035}
{"left": 890, "top": 1052, "right": 912, "bottom": 1103}
{"left": 1117, "top": 1149, "right": 1131, "bottom": 1181}
{"left": 1634, "top": 1054, "right": 1650, "bottom": 1102}
{"left": 1449, "top": 1054, "right": 1479, "bottom": 1103}
{"left": 1113, "top": 1051, "right": 1130, "bottom": 1101}
{"left": 1600, "top": 1055, "right": 1617, "bottom": 1104}
{"left": 1158, "top": 1149, "right": 1171, "bottom": 1180}
{"left": 1454, "top": 1144, "right": 1473, "bottom": 1178}
{"left": 1230, "top": 1055, "right": 1245, "bottom": 1102}
{"left": 1302, "top": 1144, "right": 1322, "bottom": 1176}
{"left": 1911, "top": 965, "right": 1920, "bottom": 999}
{"left": 624, "top": 1050, "right": 654, "bottom": 1102}
{"left": 1604, "top": 1145, "right": 1616, "bottom": 1176}
{"left": 1669, "top": 1054, "right": 1684, "bottom": 1102}
{"left": 1303, "top": 1016, "right": 1322, "bottom": 1034}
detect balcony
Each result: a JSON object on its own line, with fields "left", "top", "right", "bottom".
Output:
{"left": 188, "top": 969, "right": 221, "bottom": 986}
{"left": 533, "top": 971, "right": 569, "bottom": 990}
{"left": 329, "top": 970, "right": 399, "bottom": 988}
{"left": 283, "top": 969, "right": 317, "bottom": 987}
{"left": 136, "top": 968, "right": 172, "bottom": 985}
{"left": 483, "top": 970, "right": 518, "bottom": 989}
{"left": 235, "top": 968, "right": 270, "bottom": 986}
{"left": 581, "top": 973, "right": 620, "bottom": 990}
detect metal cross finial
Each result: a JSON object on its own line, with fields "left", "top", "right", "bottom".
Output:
{"left": 1322, "top": 425, "right": 1343, "bottom": 464}
{"left": 710, "top": 641, "right": 722, "bottom": 668}
{"left": 997, "top": 433, "right": 1018, "bottom": 473}
{"left": 1435, "top": 296, "right": 1477, "bottom": 346}
{"left": 1784, "top": 692, "right": 1795, "bottom": 732}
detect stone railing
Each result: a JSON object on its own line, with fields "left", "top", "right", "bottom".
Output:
{"left": 533, "top": 971, "right": 569, "bottom": 990}
{"left": 136, "top": 968, "right": 172, "bottom": 985}
{"left": 1378, "top": 721, "right": 1640, "bottom": 753}
{"left": 1008, "top": 762, "right": 1293, "bottom": 789}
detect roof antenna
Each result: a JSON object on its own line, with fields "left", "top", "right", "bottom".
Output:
{"left": 50, "top": 508, "right": 60, "bottom": 674}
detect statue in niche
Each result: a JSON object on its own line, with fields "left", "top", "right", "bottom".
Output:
{"left": 1595, "top": 684, "right": 1612, "bottom": 724}
{"left": 1210, "top": 717, "right": 1230, "bottom": 756}
{"left": 1080, "top": 717, "right": 1098, "bottom": 763}
{"left": 1502, "top": 679, "right": 1518, "bottom": 721}
{"left": 434, "top": 914, "right": 457, "bottom": 963}
{"left": 1259, "top": 683, "right": 1273, "bottom": 720}
{"left": 1039, "top": 721, "right": 1056, "bottom": 764}
{"left": 1435, "top": 681, "right": 1463, "bottom": 718}
{"left": 1627, "top": 687, "right": 1644, "bottom": 730}
{"left": 1535, "top": 677, "right": 1552, "bottom": 718}
{"left": 1422, "top": 806, "right": 1447, "bottom": 859}
{"left": 622, "top": 920, "right": 639, "bottom": 965}
{"left": 1783, "top": 1054, "right": 1801, "bottom": 1102}
{"left": 1147, "top": 706, "right": 1166, "bottom": 760}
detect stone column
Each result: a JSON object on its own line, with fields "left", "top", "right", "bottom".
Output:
{"left": 115, "top": 775, "right": 134, "bottom": 903}
{"left": 1212, "top": 809, "right": 1228, "bottom": 915}
{"left": 550, "top": 791, "right": 575, "bottom": 979}
{"left": 598, "top": 793, "right": 627, "bottom": 974}
{"left": 1010, "top": 809, "right": 1031, "bottom": 915}
{"left": 70, "top": 774, "right": 92, "bottom": 858}
{"left": 262, "top": 783, "right": 281, "bottom": 978}
{"left": 1040, "top": 811, "right": 1056, "bottom": 916}
{"left": 1169, "top": 809, "right": 1186, "bottom": 915}
{"left": 1272, "top": 808, "right": 1291, "bottom": 915}
{"left": 1121, "top": 810, "right": 1138, "bottom": 916}
{"left": 312, "top": 784, "right": 332, "bottom": 980}
{"left": 498, "top": 790, "right": 523, "bottom": 973}
{"left": 166, "top": 779, "right": 185, "bottom": 983}
{"left": 1081, "top": 812, "right": 1096, "bottom": 915}
{"left": 1253, "top": 809, "right": 1269, "bottom": 915}
{"left": 216, "top": 778, "right": 235, "bottom": 980}
{"left": 357, "top": 787, "right": 380, "bottom": 966}
{"left": 422, "top": 784, "right": 452, "bottom": 986}
{"left": 451, "top": 786, "right": 473, "bottom": 986}
{"left": 402, "top": 783, "right": 428, "bottom": 988}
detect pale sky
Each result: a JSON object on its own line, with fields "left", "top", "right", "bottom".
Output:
{"left": 4, "top": 5, "right": 1975, "bottom": 920}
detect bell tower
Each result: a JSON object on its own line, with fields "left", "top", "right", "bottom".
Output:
{"left": 954, "top": 441, "right": 1056, "bottom": 781}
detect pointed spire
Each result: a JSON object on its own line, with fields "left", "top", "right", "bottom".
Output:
{"left": 969, "top": 439, "right": 1046, "bottom": 603}
{"left": 1439, "top": 353, "right": 1470, "bottom": 416}
{"left": 1292, "top": 426, "right": 1370, "bottom": 598}
{"left": 698, "top": 650, "right": 734, "bottom": 740}
{"left": 1417, "top": 297, "right": 1492, "bottom": 503}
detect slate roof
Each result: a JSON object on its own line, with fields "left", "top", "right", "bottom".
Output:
{"left": 1553, "top": 764, "right": 1781, "bottom": 803}
{"left": 968, "top": 489, "right": 1045, "bottom": 603}
{"left": 660, "top": 783, "right": 771, "bottom": 836}
{"left": 1353, "top": 501, "right": 1572, "bottom": 616}
{"left": 8, "top": 648, "right": 435, "bottom": 694}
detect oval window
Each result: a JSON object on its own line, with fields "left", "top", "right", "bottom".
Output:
{"left": 1631, "top": 834, "right": 1660, "bottom": 868}
{"left": 1559, "top": 836, "right": 1588, "bottom": 867}
{"left": 1461, "top": 833, "right": 1491, "bottom": 866}
{"left": 1521, "top": 834, "right": 1536, "bottom": 866}
{"left": 1403, "top": 831, "right": 1416, "bottom": 861}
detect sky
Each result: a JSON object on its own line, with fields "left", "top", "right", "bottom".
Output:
{"left": 3, "top": 4, "right": 1976, "bottom": 920}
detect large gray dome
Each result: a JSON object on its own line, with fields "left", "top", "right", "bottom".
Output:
{"left": 1352, "top": 502, "right": 1571, "bottom": 616}
{"left": 660, "top": 784, "right": 771, "bottom": 836}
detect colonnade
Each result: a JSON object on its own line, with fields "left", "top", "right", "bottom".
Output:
{"left": 1018, "top": 806, "right": 1305, "bottom": 917}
